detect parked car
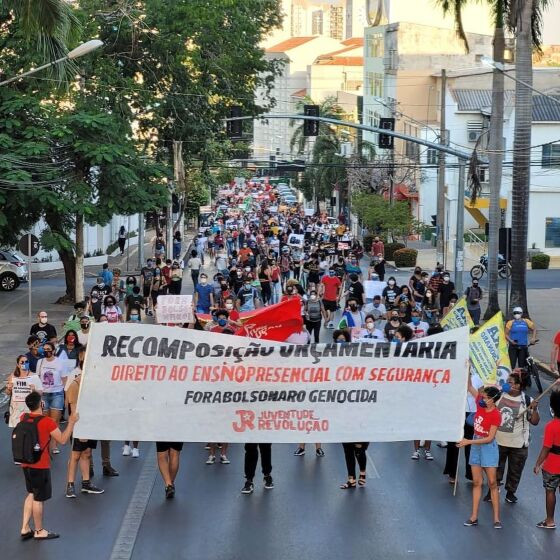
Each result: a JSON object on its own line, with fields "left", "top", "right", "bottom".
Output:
{"left": 0, "top": 249, "right": 28, "bottom": 291}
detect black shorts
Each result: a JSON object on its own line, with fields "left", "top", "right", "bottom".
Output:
{"left": 323, "top": 299, "right": 337, "bottom": 312}
{"left": 151, "top": 291, "right": 159, "bottom": 304}
{"left": 23, "top": 468, "right": 52, "bottom": 502}
{"left": 143, "top": 286, "right": 151, "bottom": 298}
{"left": 156, "top": 441, "right": 184, "bottom": 453}
{"left": 72, "top": 438, "right": 98, "bottom": 452}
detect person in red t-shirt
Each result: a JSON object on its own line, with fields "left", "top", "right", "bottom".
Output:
{"left": 19, "top": 391, "right": 78, "bottom": 540}
{"left": 458, "top": 379, "right": 503, "bottom": 529}
{"left": 534, "top": 385, "right": 560, "bottom": 529}
{"left": 320, "top": 269, "right": 341, "bottom": 328}
{"left": 551, "top": 331, "right": 560, "bottom": 373}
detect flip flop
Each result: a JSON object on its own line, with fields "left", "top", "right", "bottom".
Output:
{"left": 34, "top": 531, "right": 60, "bottom": 540}
{"left": 536, "top": 521, "right": 556, "bottom": 530}
{"left": 20, "top": 531, "right": 33, "bottom": 541}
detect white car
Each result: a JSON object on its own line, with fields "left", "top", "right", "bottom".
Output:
{"left": 0, "top": 249, "right": 28, "bottom": 291}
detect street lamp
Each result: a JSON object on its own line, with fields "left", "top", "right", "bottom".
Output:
{"left": 0, "top": 39, "right": 103, "bottom": 87}
{"left": 480, "top": 56, "right": 560, "bottom": 106}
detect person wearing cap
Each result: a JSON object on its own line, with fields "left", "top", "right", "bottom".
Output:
{"left": 465, "top": 278, "right": 483, "bottom": 326}
{"left": 505, "top": 307, "right": 537, "bottom": 369}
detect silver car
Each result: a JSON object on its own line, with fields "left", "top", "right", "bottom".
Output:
{"left": 0, "top": 249, "right": 28, "bottom": 291}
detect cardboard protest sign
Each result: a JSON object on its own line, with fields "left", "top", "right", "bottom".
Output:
{"left": 156, "top": 295, "right": 194, "bottom": 324}
{"left": 288, "top": 234, "right": 304, "bottom": 248}
{"left": 76, "top": 325, "right": 469, "bottom": 443}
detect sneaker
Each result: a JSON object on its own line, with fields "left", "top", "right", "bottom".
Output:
{"left": 204, "top": 443, "right": 211, "bottom": 450}
{"left": 122, "top": 445, "right": 131, "bottom": 456}
{"left": 220, "top": 455, "right": 230, "bottom": 464}
{"left": 424, "top": 450, "right": 434, "bottom": 461}
{"left": 165, "top": 484, "right": 175, "bottom": 499}
{"left": 327, "top": 321, "right": 334, "bottom": 329}
{"left": 264, "top": 475, "right": 274, "bottom": 490}
{"left": 463, "top": 519, "right": 478, "bottom": 527}
{"left": 241, "top": 481, "right": 254, "bottom": 494}
{"left": 103, "top": 465, "right": 119, "bottom": 477}
{"left": 316, "top": 448, "right": 325, "bottom": 457}
{"left": 81, "top": 482, "right": 105, "bottom": 494}
{"left": 293, "top": 447, "right": 305, "bottom": 456}
{"left": 206, "top": 455, "right": 216, "bottom": 465}
{"left": 494, "top": 521, "right": 503, "bottom": 530}
{"left": 411, "top": 451, "right": 420, "bottom": 460}
{"left": 132, "top": 448, "right": 140, "bottom": 458}
{"left": 52, "top": 448, "right": 60, "bottom": 455}
{"left": 505, "top": 492, "right": 518, "bottom": 504}
{"left": 65, "top": 483, "right": 77, "bottom": 499}
{"left": 147, "top": 310, "right": 153, "bottom": 317}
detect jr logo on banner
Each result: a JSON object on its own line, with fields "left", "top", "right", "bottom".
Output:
{"left": 75, "top": 325, "right": 470, "bottom": 444}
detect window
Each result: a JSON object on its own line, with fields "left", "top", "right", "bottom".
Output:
{"left": 426, "top": 148, "right": 438, "bottom": 165}
{"left": 542, "top": 144, "right": 560, "bottom": 168}
{"left": 545, "top": 217, "right": 560, "bottom": 248}
{"left": 366, "top": 32, "right": 384, "bottom": 58}
{"left": 366, "top": 72, "right": 383, "bottom": 97}
{"left": 404, "top": 123, "right": 419, "bottom": 161}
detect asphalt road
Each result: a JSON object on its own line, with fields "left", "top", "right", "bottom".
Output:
{"left": 1, "top": 263, "right": 559, "bottom": 558}
{"left": 0, "top": 395, "right": 557, "bottom": 560}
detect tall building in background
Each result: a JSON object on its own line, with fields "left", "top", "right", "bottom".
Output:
{"left": 328, "top": 5, "right": 344, "bottom": 39}
{"left": 311, "top": 10, "right": 324, "bottom": 35}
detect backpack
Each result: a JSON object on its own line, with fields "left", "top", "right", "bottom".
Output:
{"left": 12, "top": 414, "right": 46, "bottom": 464}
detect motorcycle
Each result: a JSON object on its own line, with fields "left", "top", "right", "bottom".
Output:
{"left": 470, "top": 254, "right": 511, "bottom": 280}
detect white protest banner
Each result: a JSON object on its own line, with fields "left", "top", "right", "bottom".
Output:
{"left": 76, "top": 324, "right": 469, "bottom": 443}
{"left": 364, "top": 280, "right": 386, "bottom": 300}
{"left": 304, "top": 208, "right": 315, "bottom": 216}
{"left": 156, "top": 295, "right": 193, "bottom": 324}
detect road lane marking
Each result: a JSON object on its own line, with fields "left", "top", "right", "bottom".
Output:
{"left": 110, "top": 444, "right": 157, "bottom": 560}
{"left": 366, "top": 450, "right": 380, "bottom": 479}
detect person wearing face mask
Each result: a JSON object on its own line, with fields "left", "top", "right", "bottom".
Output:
{"left": 320, "top": 268, "right": 341, "bottom": 328}
{"left": 88, "top": 290, "right": 103, "bottom": 322}
{"left": 194, "top": 273, "right": 214, "bottom": 314}
{"left": 168, "top": 262, "right": 183, "bottom": 295}
{"left": 459, "top": 381, "right": 503, "bottom": 529}
{"left": 223, "top": 297, "right": 240, "bottom": 321}
{"left": 56, "top": 330, "right": 82, "bottom": 381}
{"left": 6, "top": 354, "right": 43, "bottom": 427}
{"left": 125, "top": 286, "right": 145, "bottom": 321}
{"left": 408, "top": 266, "right": 423, "bottom": 293}
{"left": 505, "top": 307, "right": 537, "bottom": 369}
{"left": 408, "top": 309, "right": 429, "bottom": 339}
{"left": 36, "top": 342, "right": 67, "bottom": 454}
{"left": 345, "top": 273, "right": 365, "bottom": 308}
{"left": 304, "top": 290, "right": 326, "bottom": 343}
{"left": 209, "top": 309, "right": 235, "bottom": 333}
{"left": 382, "top": 277, "right": 400, "bottom": 310}
{"left": 150, "top": 266, "right": 166, "bottom": 311}
{"left": 128, "top": 309, "right": 141, "bottom": 323}
{"left": 29, "top": 311, "right": 57, "bottom": 345}
{"left": 422, "top": 289, "right": 439, "bottom": 326}
{"left": 482, "top": 371, "right": 540, "bottom": 505}
{"left": 465, "top": 279, "right": 483, "bottom": 326}
{"left": 339, "top": 297, "right": 365, "bottom": 329}
{"left": 363, "top": 295, "right": 387, "bottom": 327}
{"left": 102, "top": 296, "right": 123, "bottom": 324}
{"left": 384, "top": 311, "right": 401, "bottom": 342}
{"left": 438, "top": 273, "right": 455, "bottom": 315}
{"left": 236, "top": 275, "right": 260, "bottom": 312}
{"left": 345, "top": 255, "right": 362, "bottom": 281}
{"left": 356, "top": 314, "right": 385, "bottom": 341}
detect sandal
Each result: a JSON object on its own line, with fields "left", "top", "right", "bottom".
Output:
{"left": 358, "top": 474, "right": 366, "bottom": 487}
{"left": 536, "top": 521, "right": 556, "bottom": 530}
{"left": 34, "top": 530, "right": 60, "bottom": 540}
{"left": 340, "top": 479, "right": 357, "bottom": 490}
{"left": 20, "top": 530, "right": 33, "bottom": 541}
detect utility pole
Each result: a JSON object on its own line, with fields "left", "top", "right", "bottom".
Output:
{"left": 388, "top": 98, "right": 396, "bottom": 205}
{"left": 137, "top": 212, "right": 144, "bottom": 270}
{"left": 436, "top": 69, "right": 446, "bottom": 268}
{"left": 454, "top": 159, "right": 467, "bottom": 294}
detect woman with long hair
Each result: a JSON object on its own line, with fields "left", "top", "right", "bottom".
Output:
{"left": 5, "top": 355, "right": 43, "bottom": 427}
{"left": 458, "top": 380, "right": 503, "bottom": 529}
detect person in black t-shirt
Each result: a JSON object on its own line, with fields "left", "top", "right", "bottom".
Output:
{"left": 345, "top": 273, "right": 364, "bottom": 307}
{"left": 29, "top": 311, "right": 57, "bottom": 344}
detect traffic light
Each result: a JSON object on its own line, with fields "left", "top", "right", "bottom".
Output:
{"left": 303, "top": 105, "right": 320, "bottom": 137}
{"left": 227, "top": 106, "right": 242, "bottom": 138}
{"left": 378, "top": 117, "right": 395, "bottom": 149}
{"left": 431, "top": 215, "right": 437, "bottom": 227}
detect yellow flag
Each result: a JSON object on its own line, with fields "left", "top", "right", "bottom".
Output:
{"left": 440, "top": 296, "right": 475, "bottom": 331}
{"left": 469, "top": 312, "right": 511, "bottom": 385}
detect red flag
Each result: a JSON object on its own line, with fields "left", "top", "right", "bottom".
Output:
{"left": 234, "top": 299, "right": 303, "bottom": 341}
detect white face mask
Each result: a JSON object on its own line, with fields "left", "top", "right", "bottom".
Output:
{"left": 200, "top": 279, "right": 207, "bottom": 285}
{"left": 366, "top": 322, "right": 375, "bottom": 330}
{"left": 513, "top": 313, "right": 522, "bottom": 319}
{"left": 225, "top": 303, "right": 234, "bottom": 310}
{"left": 388, "top": 281, "right": 395, "bottom": 286}
{"left": 310, "top": 295, "right": 317, "bottom": 301}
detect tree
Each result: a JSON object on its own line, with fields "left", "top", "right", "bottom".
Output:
{"left": 289, "top": 96, "right": 346, "bottom": 156}
{"left": 436, "top": 0, "right": 548, "bottom": 318}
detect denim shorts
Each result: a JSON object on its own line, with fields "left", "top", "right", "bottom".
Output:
{"left": 542, "top": 470, "right": 560, "bottom": 491}
{"left": 469, "top": 437, "right": 499, "bottom": 468}
{"left": 42, "top": 391, "right": 64, "bottom": 412}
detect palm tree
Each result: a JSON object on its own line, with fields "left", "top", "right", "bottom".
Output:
{"left": 436, "top": 0, "right": 548, "bottom": 319}
{"left": 1, "top": 0, "right": 78, "bottom": 79}
{"left": 289, "top": 96, "right": 345, "bottom": 156}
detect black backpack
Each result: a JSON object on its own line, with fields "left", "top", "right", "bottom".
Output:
{"left": 12, "top": 414, "right": 46, "bottom": 464}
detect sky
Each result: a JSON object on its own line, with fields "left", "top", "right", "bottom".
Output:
{"left": 543, "top": 4, "right": 560, "bottom": 45}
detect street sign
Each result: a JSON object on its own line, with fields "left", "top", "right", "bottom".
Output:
{"left": 18, "top": 233, "right": 40, "bottom": 257}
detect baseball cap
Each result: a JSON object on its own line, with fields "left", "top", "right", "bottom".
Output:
{"left": 513, "top": 306, "right": 523, "bottom": 314}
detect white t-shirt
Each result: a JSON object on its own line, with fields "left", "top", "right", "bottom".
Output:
{"left": 8, "top": 374, "right": 43, "bottom": 428}
{"left": 36, "top": 357, "right": 66, "bottom": 393}
{"left": 355, "top": 328, "right": 385, "bottom": 342}
{"left": 65, "top": 366, "right": 82, "bottom": 391}
{"left": 286, "top": 330, "right": 310, "bottom": 344}
{"left": 408, "top": 321, "right": 430, "bottom": 339}
{"left": 77, "top": 329, "right": 89, "bottom": 346}
{"left": 102, "top": 305, "right": 122, "bottom": 323}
